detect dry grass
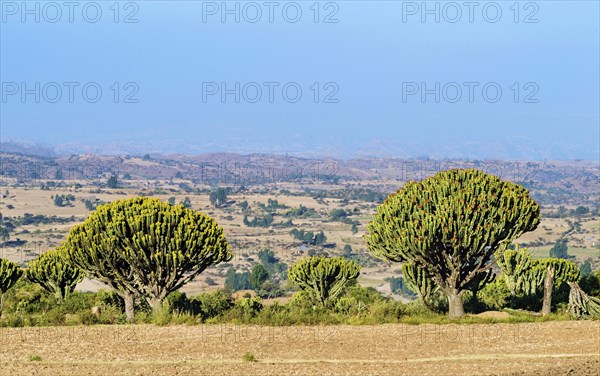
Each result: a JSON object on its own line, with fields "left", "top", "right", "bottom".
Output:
{"left": 0, "top": 321, "right": 598, "bottom": 375}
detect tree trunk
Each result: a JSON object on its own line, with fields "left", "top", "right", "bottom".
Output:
{"left": 124, "top": 291, "right": 135, "bottom": 321}
{"left": 148, "top": 297, "right": 164, "bottom": 314}
{"left": 541, "top": 265, "right": 555, "bottom": 316}
{"left": 446, "top": 289, "right": 465, "bottom": 318}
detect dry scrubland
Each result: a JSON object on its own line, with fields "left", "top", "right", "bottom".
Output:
{"left": 1, "top": 186, "right": 598, "bottom": 296}
{"left": 0, "top": 321, "right": 598, "bottom": 376}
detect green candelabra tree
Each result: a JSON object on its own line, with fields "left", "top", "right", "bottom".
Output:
{"left": 366, "top": 169, "right": 540, "bottom": 317}
{"left": 66, "top": 197, "right": 232, "bottom": 319}
{"left": 0, "top": 258, "right": 22, "bottom": 317}
{"left": 27, "top": 246, "right": 84, "bottom": 301}
{"left": 288, "top": 256, "right": 360, "bottom": 307}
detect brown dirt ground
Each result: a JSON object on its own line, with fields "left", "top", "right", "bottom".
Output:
{"left": 0, "top": 321, "right": 598, "bottom": 376}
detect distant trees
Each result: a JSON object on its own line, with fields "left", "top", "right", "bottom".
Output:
{"left": 84, "top": 198, "right": 105, "bottom": 211}
{"left": 225, "top": 267, "right": 251, "bottom": 291}
{"left": 329, "top": 208, "right": 348, "bottom": 220}
{"left": 258, "top": 249, "right": 278, "bottom": 265}
{"left": 0, "top": 258, "right": 22, "bottom": 317}
{"left": 243, "top": 214, "right": 274, "bottom": 228}
{"left": 366, "top": 169, "right": 541, "bottom": 317}
{"left": 0, "top": 227, "right": 9, "bottom": 241}
{"left": 0, "top": 213, "right": 10, "bottom": 241}
{"left": 180, "top": 197, "right": 192, "bottom": 208}
{"left": 386, "top": 275, "right": 414, "bottom": 296}
{"left": 65, "top": 197, "right": 232, "bottom": 319}
{"left": 342, "top": 244, "right": 352, "bottom": 258}
{"left": 249, "top": 264, "right": 269, "bottom": 290}
{"left": 549, "top": 205, "right": 591, "bottom": 218}
{"left": 549, "top": 240, "right": 569, "bottom": 259}
{"left": 238, "top": 200, "right": 249, "bottom": 211}
{"left": 290, "top": 229, "right": 327, "bottom": 245}
{"left": 53, "top": 194, "right": 75, "bottom": 207}
{"left": 210, "top": 188, "right": 229, "bottom": 207}
{"left": 258, "top": 199, "right": 288, "bottom": 212}
{"left": 288, "top": 256, "right": 361, "bottom": 307}
{"left": 106, "top": 175, "right": 119, "bottom": 188}
{"left": 284, "top": 205, "right": 318, "bottom": 218}
{"left": 580, "top": 259, "right": 592, "bottom": 276}
{"left": 84, "top": 199, "right": 96, "bottom": 211}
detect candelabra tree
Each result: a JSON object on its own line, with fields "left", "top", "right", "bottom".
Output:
{"left": 66, "top": 197, "right": 232, "bottom": 319}
{"left": 366, "top": 169, "right": 540, "bottom": 317}
{"left": 26, "top": 246, "right": 84, "bottom": 301}
{"left": 288, "top": 256, "right": 360, "bottom": 307}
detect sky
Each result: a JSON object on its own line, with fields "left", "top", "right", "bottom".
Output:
{"left": 1, "top": 1, "right": 599, "bottom": 160}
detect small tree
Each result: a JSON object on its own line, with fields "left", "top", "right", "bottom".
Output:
{"left": 258, "top": 249, "right": 277, "bottom": 265}
{"left": 530, "top": 258, "right": 580, "bottom": 315}
{"left": 210, "top": 188, "right": 229, "bottom": 207}
{"left": 0, "top": 258, "right": 23, "bottom": 317}
{"left": 342, "top": 244, "right": 353, "bottom": 259}
{"left": 549, "top": 240, "right": 568, "bottom": 259}
{"left": 288, "top": 256, "right": 361, "bottom": 307}
{"left": 573, "top": 206, "right": 589, "bottom": 216}
{"left": 181, "top": 197, "right": 192, "bottom": 208}
{"left": 106, "top": 175, "right": 119, "bottom": 188}
{"left": 495, "top": 244, "right": 534, "bottom": 296}
{"left": 580, "top": 259, "right": 592, "bottom": 276}
{"left": 250, "top": 264, "right": 269, "bottom": 291}
{"left": 366, "top": 169, "right": 540, "bottom": 317}
{"left": 26, "top": 246, "right": 84, "bottom": 301}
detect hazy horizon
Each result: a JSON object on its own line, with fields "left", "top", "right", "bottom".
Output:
{"left": 1, "top": 1, "right": 599, "bottom": 161}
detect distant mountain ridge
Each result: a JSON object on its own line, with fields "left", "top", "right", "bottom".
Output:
{"left": 1, "top": 137, "right": 598, "bottom": 161}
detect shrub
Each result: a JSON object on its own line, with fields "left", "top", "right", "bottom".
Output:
{"left": 580, "top": 270, "right": 600, "bottom": 297}
{"left": 238, "top": 296, "right": 263, "bottom": 316}
{"left": 193, "top": 290, "right": 234, "bottom": 321}
{"left": 242, "top": 352, "right": 256, "bottom": 362}
{"left": 477, "top": 278, "right": 512, "bottom": 310}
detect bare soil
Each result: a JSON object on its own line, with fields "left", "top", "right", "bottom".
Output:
{"left": 0, "top": 321, "right": 598, "bottom": 375}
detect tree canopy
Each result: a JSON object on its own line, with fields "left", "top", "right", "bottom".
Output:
{"left": 26, "top": 246, "right": 84, "bottom": 301}
{"left": 288, "top": 256, "right": 360, "bottom": 307}
{"left": 66, "top": 197, "right": 232, "bottom": 318}
{"left": 366, "top": 169, "right": 540, "bottom": 317}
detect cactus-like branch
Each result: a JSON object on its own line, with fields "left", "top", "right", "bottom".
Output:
{"left": 26, "top": 246, "right": 84, "bottom": 301}
{"left": 567, "top": 281, "right": 600, "bottom": 319}
{"left": 0, "top": 258, "right": 23, "bottom": 316}
{"left": 288, "top": 256, "right": 360, "bottom": 307}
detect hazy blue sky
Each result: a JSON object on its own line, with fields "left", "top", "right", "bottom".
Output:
{"left": 1, "top": 1, "right": 598, "bottom": 159}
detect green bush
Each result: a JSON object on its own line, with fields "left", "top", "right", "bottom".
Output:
{"left": 580, "top": 270, "right": 600, "bottom": 297}
{"left": 95, "top": 290, "right": 125, "bottom": 311}
{"left": 192, "top": 290, "right": 234, "bottom": 321}
{"left": 238, "top": 296, "right": 263, "bottom": 316}
{"left": 477, "top": 278, "right": 511, "bottom": 310}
